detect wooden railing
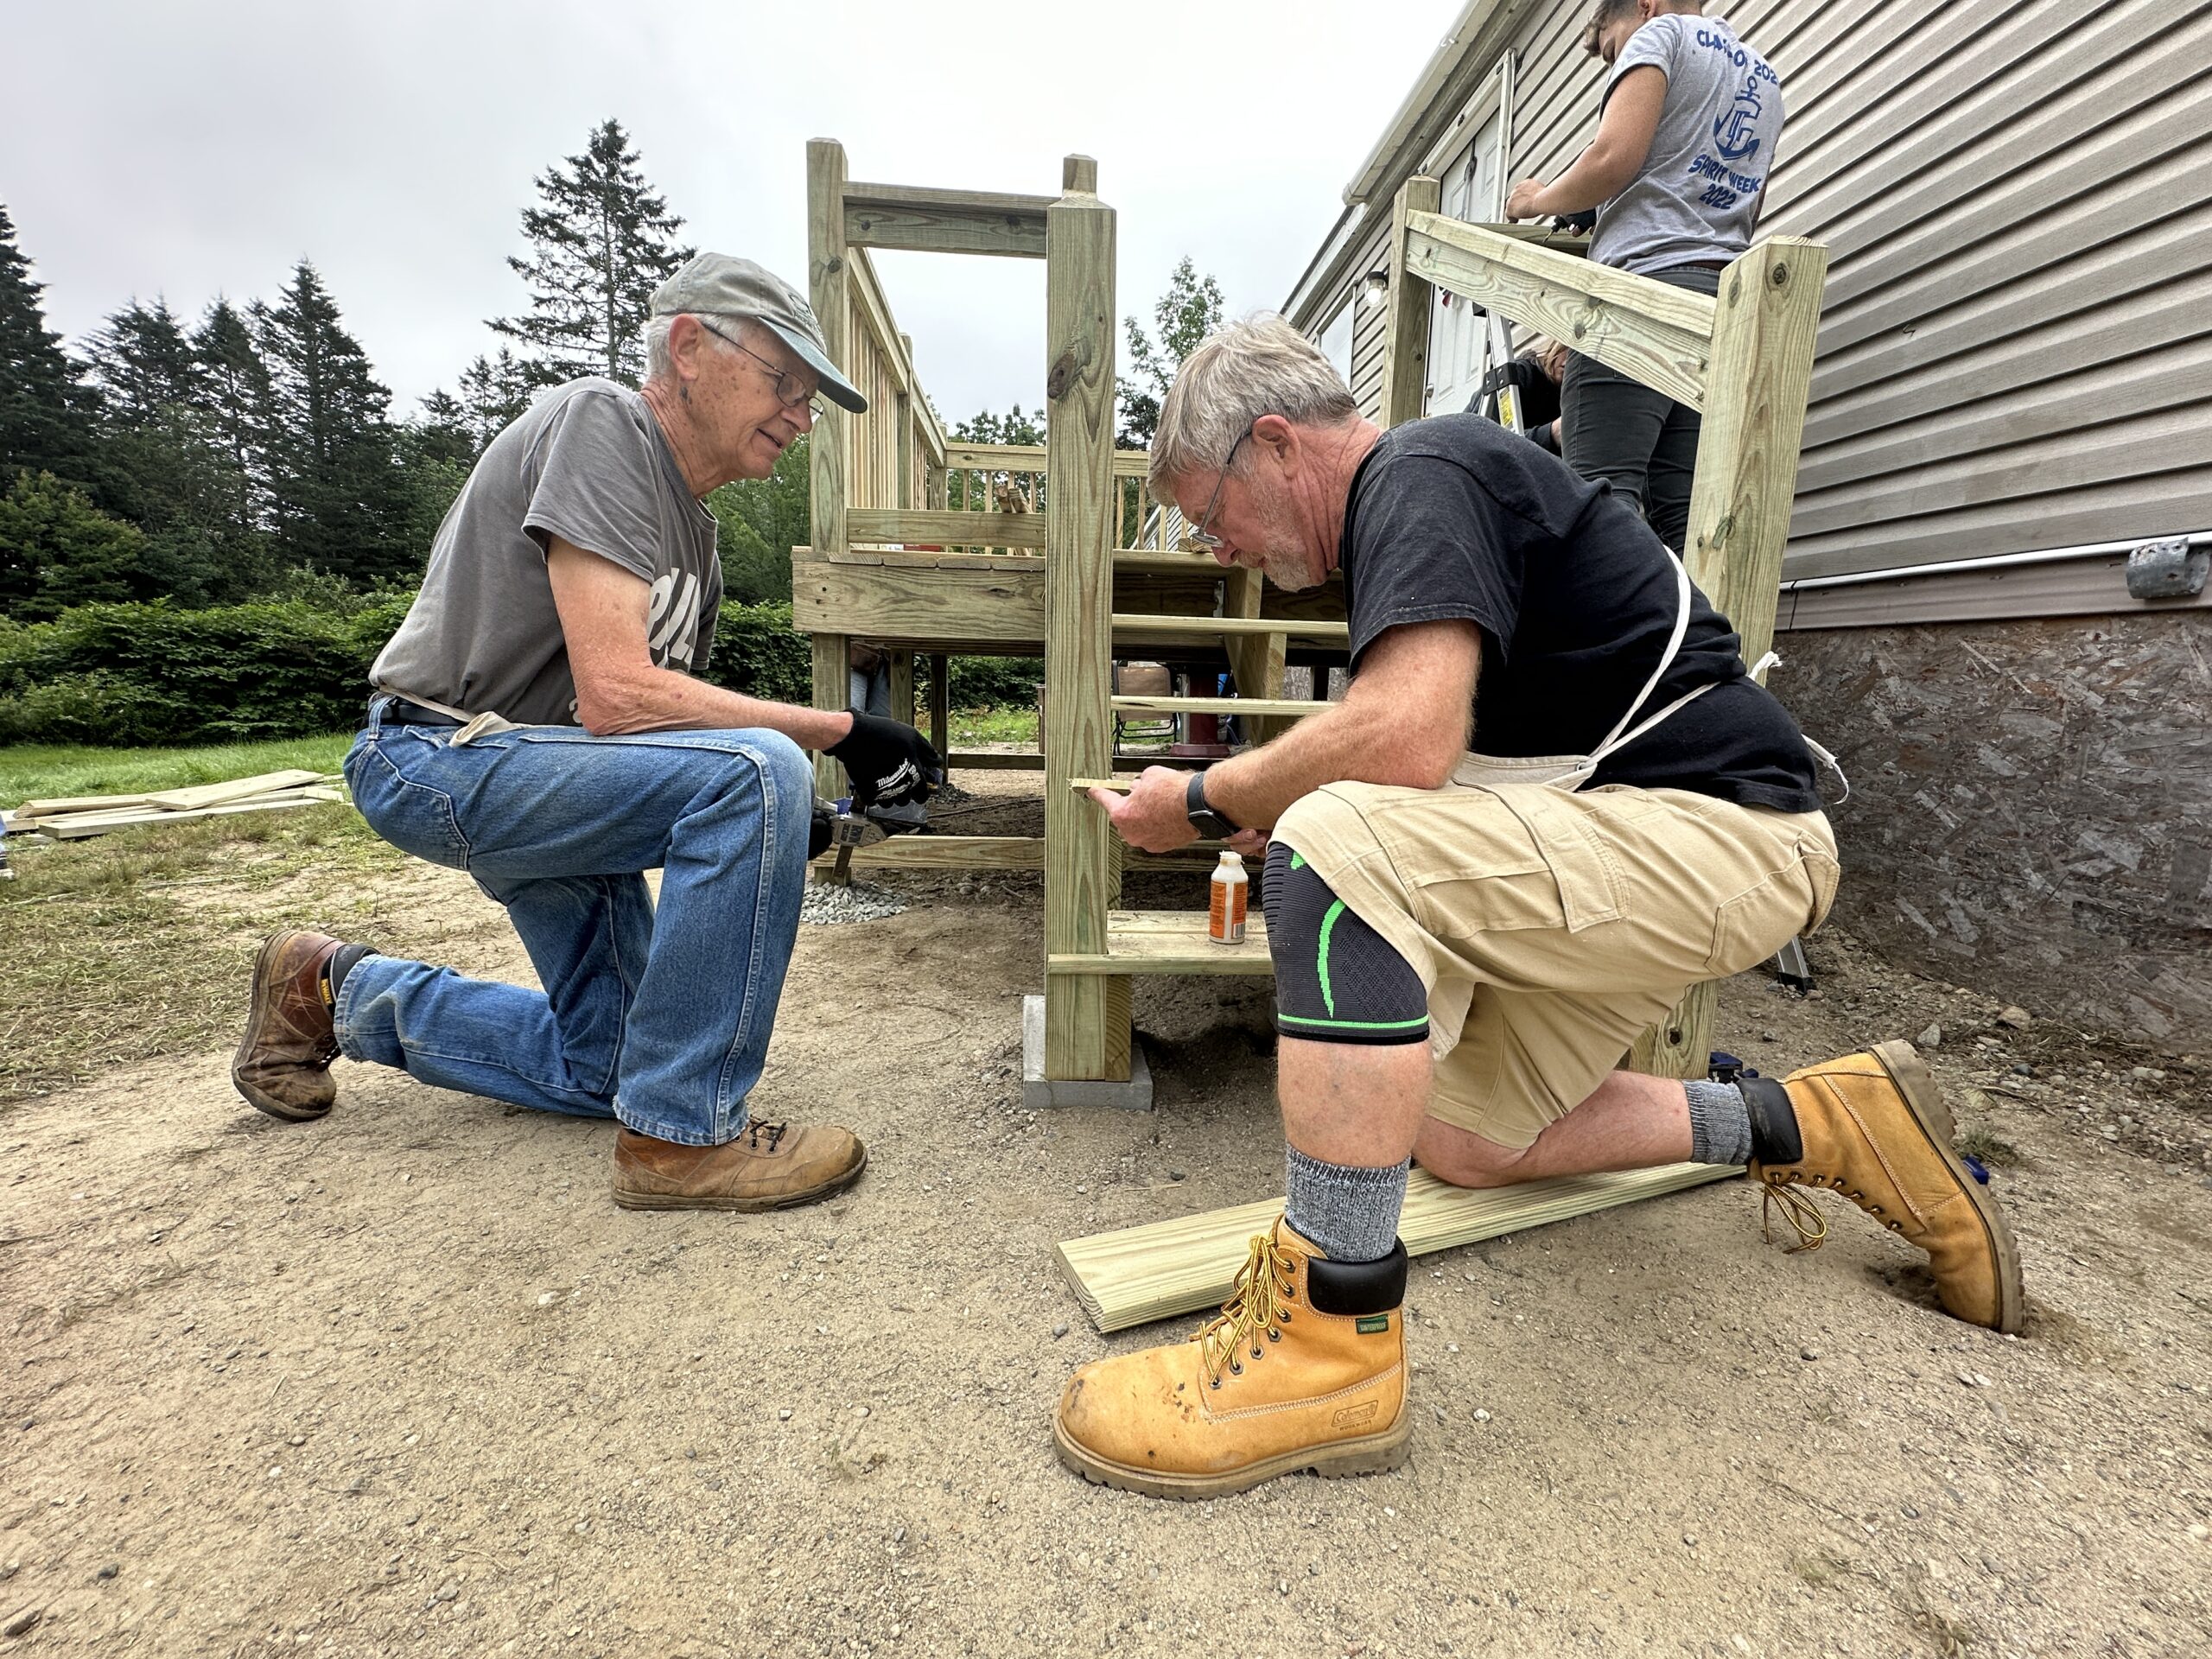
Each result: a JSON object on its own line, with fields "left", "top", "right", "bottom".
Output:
{"left": 1381, "top": 175, "right": 1828, "bottom": 1078}
{"left": 837, "top": 248, "right": 946, "bottom": 514}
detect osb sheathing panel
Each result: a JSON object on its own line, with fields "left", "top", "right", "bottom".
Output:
{"left": 1775, "top": 613, "right": 2212, "bottom": 1051}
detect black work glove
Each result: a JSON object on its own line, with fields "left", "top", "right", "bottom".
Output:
{"left": 825, "top": 709, "right": 943, "bottom": 809}
{"left": 809, "top": 799, "right": 836, "bottom": 861}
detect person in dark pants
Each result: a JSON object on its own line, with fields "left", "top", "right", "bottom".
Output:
{"left": 1504, "top": 0, "right": 1785, "bottom": 550}
{"left": 1471, "top": 336, "right": 1568, "bottom": 455}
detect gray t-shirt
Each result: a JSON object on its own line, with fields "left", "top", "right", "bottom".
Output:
{"left": 1587, "top": 14, "right": 1785, "bottom": 276}
{"left": 371, "top": 378, "right": 720, "bottom": 726}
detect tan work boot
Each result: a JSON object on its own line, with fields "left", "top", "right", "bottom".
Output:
{"left": 1749, "top": 1039, "right": 2024, "bottom": 1332}
{"left": 611, "top": 1119, "right": 866, "bottom": 1211}
{"left": 1054, "top": 1219, "right": 1411, "bottom": 1499}
{"left": 232, "top": 929, "right": 358, "bottom": 1122}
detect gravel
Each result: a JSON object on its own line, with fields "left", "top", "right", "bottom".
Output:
{"left": 799, "top": 880, "right": 908, "bottom": 926}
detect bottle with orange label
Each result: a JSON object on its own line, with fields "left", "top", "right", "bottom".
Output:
{"left": 1209, "top": 849, "right": 1249, "bottom": 944}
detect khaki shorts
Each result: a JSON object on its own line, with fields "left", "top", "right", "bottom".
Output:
{"left": 1271, "top": 783, "right": 1839, "bottom": 1149}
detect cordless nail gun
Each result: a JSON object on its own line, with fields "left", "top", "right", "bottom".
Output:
{"left": 818, "top": 795, "right": 931, "bottom": 881}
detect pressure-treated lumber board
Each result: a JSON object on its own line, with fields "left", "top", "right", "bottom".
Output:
{"left": 810, "top": 632, "right": 849, "bottom": 802}
{"left": 1041, "top": 159, "right": 1130, "bottom": 1083}
{"left": 1048, "top": 910, "right": 1274, "bottom": 977}
{"left": 41, "top": 793, "right": 330, "bottom": 839}
{"left": 1222, "top": 563, "right": 1292, "bottom": 746}
{"left": 1379, "top": 175, "right": 1441, "bottom": 430}
{"left": 927, "top": 653, "right": 950, "bottom": 758}
{"left": 807, "top": 139, "right": 854, "bottom": 801}
{"left": 1057, "top": 1163, "right": 1740, "bottom": 1332}
{"left": 958, "top": 754, "right": 1154, "bottom": 774}
{"left": 942, "top": 443, "right": 1151, "bottom": 477}
{"left": 848, "top": 508, "right": 1046, "bottom": 550}
{"left": 1404, "top": 212, "right": 1716, "bottom": 411}
{"left": 1111, "top": 614, "right": 1350, "bottom": 641}
{"left": 1109, "top": 696, "right": 1331, "bottom": 718}
{"left": 812, "top": 835, "right": 1044, "bottom": 871}
{"left": 142, "top": 770, "right": 327, "bottom": 812}
{"left": 1630, "top": 237, "right": 1828, "bottom": 1082}
{"left": 9, "top": 791, "right": 156, "bottom": 821}
{"left": 795, "top": 559, "right": 1222, "bottom": 652}
{"left": 842, "top": 181, "right": 1053, "bottom": 258}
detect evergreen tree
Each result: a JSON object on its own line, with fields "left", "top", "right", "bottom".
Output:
{"left": 191, "top": 298, "right": 276, "bottom": 569}
{"left": 0, "top": 204, "right": 101, "bottom": 494}
{"left": 1118, "top": 257, "right": 1225, "bottom": 448}
{"left": 0, "top": 470, "right": 149, "bottom": 619}
{"left": 707, "top": 435, "right": 809, "bottom": 603}
{"left": 447, "top": 346, "right": 537, "bottom": 453}
{"left": 490, "top": 119, "right": 693, "bottom": 386}
{"left": 83, "top": 297, "right": 200, "bottom": 425}
{"left": 256, "top": 260, "right": 417, "bottom": 583}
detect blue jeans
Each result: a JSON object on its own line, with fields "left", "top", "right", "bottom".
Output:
{"left": 335, "top": 699, "right": 816, "bottom": 1146}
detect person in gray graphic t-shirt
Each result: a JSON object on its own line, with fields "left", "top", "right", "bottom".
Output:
{"left": 1504, "top": 0, "right": 1786, "bottom": 550}
{"left": 232, "top": 254, "right": 943, "bottom": 1217}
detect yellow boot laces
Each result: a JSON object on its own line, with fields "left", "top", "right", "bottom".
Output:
{"left": 1759, "top": 1175, "right": 1830, "bottom": 1254}
{"left": 1196, "top": 1232, "right": 1300, "bottom": 1389}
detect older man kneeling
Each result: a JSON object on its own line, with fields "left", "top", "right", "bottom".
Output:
{"left": 1055, "top": 317, "right": 2023, "bottom": 1500}
{"left": 232, "top": 255, "right": 938, "bottom": 1213}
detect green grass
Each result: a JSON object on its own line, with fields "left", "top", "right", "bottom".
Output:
{"left": 0, "top": 733, "right": 357, "bottom": 808}
{"left": 948, "top": 706, "right": 1040, "bottom": 748}
{"left": 0, "top": 804, "right": 410, "bottom": 1109}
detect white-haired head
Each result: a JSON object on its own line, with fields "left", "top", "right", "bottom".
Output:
{"left": 1148, "top": 315, "right": 1359, "bottom": 499}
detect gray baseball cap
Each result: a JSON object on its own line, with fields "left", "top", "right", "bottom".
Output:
{"left": 649, "top": 252, "right": 868, "bottom": 413}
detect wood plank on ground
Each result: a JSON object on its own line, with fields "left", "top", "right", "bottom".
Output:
{"left": 1056, "top": 1163, "right": 1741, "bottom": 1332}
{"left": 41, "top": 792, "right": 331, "bottom": 839}
{"left": 141, "top": 770, "right": 326, "bottom": 812}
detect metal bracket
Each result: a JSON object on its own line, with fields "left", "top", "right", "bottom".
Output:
{"left": 2124, "top": 537, "right": 2209, "bottom": 601}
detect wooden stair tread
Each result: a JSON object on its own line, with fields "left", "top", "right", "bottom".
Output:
{"left": 1110, "top": 613, "right": 1349, "bottom": 640}
{"left": 1109, "top": 696, "right": 1331, "bottom": 717}
{"left": 1048, "top": 909, "right": 1274, "bottom": 976}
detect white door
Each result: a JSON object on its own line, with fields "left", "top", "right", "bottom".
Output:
{"left": 1426, "top": 67, "right": 1513, "bottom": 416}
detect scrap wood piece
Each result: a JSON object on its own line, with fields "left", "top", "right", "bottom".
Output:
{"left": 1055, "top": 1162, "right": 1740, "bottom": 1332}
{"left": 9, "top": 791, "right": 157, "bottom": 823}
{"left": 41, "top": 793, "right": 331, "bottom": 839}
{"left": 142, "top": 769, "right": 327, "bottom": 812}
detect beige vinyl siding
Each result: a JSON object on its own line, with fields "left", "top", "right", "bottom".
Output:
{"left": 1291, "top": 0, "right": 2212, "bottom": 588}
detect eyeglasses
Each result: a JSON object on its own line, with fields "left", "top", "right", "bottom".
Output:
{"left": 1185, "top": 427, "right": 1253, "bottom": 551}
{"left": 697, "top": 318, "right": 826, "bottom": 420}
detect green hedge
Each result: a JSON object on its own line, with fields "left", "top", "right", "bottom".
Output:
{"left": 0, "top": 594, "right": 1040, "bottom": 747}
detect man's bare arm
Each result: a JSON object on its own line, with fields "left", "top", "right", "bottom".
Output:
{"left": 1092, "top": 620, "right": 1480, "bottom": 852}
{"left": 1504, "top": 64, "right": 1667, "bottom": 219}
{"left": 545, "top": 537, "right": 854, "bottom": 747}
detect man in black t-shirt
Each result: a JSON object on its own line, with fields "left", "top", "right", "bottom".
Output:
{"left": 1052, "top": 317, "right": 2023, "bottom": 1502}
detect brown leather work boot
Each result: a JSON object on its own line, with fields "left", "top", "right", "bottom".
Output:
{"left": 232, "top": 929, "right": 357, "bottom": 1122}
{"left": 1054, "top": 1219, "right": 1411, "bottom": 1499}
{"left": 611, "top": 1119, "right": 866, "bottom": 1211}
{"left": 1749, "top": 1039, "right": 2024, "bottom": 1332}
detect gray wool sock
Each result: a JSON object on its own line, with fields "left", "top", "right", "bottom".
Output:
{"left": 1684, "top": 1079, "right": 1755, "bottom": 1166}
{"left": 1283, "top": 1145, "right": 1409, "bottom": 1263}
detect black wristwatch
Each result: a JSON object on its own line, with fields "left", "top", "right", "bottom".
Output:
{"left": 1185, "top": 771, "right": 1239, "bottom": 838}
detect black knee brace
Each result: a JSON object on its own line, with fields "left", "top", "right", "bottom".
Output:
{"left": 1262, "top": 842, "right": 1428, "bottom": 1046}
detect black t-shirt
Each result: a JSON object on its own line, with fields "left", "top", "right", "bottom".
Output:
{"left": 1339, "top": 414, "right": 1821, "bottom": 813}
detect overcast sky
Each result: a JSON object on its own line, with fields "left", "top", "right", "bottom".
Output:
{"left": 5, "top": 0, "right": 1466, "bottom": 423}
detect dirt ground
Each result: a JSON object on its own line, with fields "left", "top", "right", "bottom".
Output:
{"left": 3, "top": 776, "right": 2209, "bottom": 1658}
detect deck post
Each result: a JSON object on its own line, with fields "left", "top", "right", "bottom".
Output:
{"left": 1042, "top": 154, "right": 1130, "bottom": 1082}
{"left": 1379, "top": 175, "right": 1441, "bottom": 429}
{"left": 1630, "top": 236, "right": 1829, "bottom": 1077}
{"left": 807, "top": 137, "right": 852, "bottom": 798}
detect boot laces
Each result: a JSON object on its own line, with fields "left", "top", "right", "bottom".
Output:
{"left": 1759, "top": 1173, "right": 1829, "bottom": 1254}
{"left": 1197, "top": 1232, "right": 1298, "bottom": 1389}
{"left": 743, "top": 1120, "right": 788, "bottom": 1154}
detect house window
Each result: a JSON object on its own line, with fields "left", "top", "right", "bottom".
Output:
{"left": 1319, "top": 302, "right": 1354, "bottom": 385}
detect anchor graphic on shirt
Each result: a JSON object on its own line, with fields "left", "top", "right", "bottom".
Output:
{"left": 1713, "top": 77, "right": 1765, "bottom": 162}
